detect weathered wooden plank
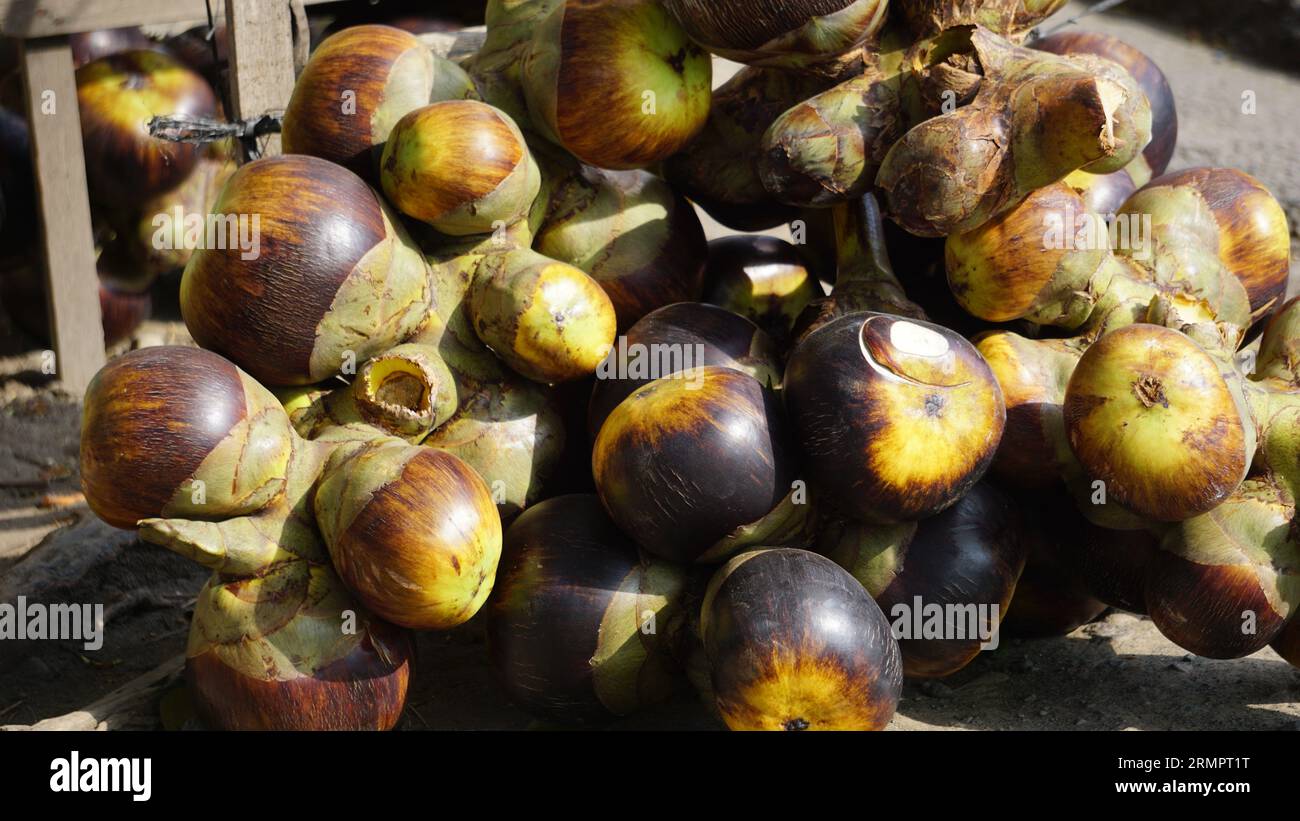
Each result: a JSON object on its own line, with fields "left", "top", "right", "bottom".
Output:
{"left": 223, "top": 0, "right": 295, "bottom": 158}
{"left": 20, "top": 37, "right": 104, "bottom": 395}
{"left": 0, "top": 0, "right": 334, "bottom": 38}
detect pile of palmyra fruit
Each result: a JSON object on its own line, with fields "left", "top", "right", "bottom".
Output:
{"left": 76, "top": 0, "right": 1296, "bottom": 730}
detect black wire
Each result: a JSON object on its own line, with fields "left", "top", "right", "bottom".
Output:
{"left": 148, "top": 113, "right": 283, "bottom": 144}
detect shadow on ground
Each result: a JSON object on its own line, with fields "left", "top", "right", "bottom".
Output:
{"left": 393, "top": 612, "right": 1300, "bottom": 732}
{"left": 1074, "top": 0, "right": 1300, "bottom": 75}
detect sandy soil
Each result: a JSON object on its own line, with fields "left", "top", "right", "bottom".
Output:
{"left": 2, "top": 3, "right": 1299, "bottom": 730}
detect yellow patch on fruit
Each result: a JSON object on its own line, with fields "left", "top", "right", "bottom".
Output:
{"left": 715, "top": 650, "right": 887, "bottom": 731}
{"left": 860, "top": 317, "right": 1004, "bottom": 493}
{"left": 77, "top": 51, "right": 202, "bottom": 133}
{"left": 866, "top": 378, "right": 1003, "bottom": 490}
{"left": 1065, "top": 325, "right": 1251, "bottom": 520}
{"left": 512, "top": 261, "right": 617, "bottom": 379}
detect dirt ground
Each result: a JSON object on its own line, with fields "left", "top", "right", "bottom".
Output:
{"left": 2, "top": 2, "right": 1300, "bottom": 730}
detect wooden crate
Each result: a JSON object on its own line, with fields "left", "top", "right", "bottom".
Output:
{"left": 0, "top": 0, "right": 341, "bottom": 393}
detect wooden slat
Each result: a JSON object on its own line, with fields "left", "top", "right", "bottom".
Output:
{"left": 223, "top": 0, "right": 296, "bottom": 158}
{"left": 20, "top": 37, "right": 104, "bottom": 395}
{"left": 0, "top": 0, "right": 335, "bottom": 38}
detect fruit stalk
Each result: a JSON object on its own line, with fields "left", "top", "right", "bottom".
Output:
{"left": 758, "top": 60, "right": 905, "bottom": 208}
{"left": 1034, "top": 31, "right": 1178, "bottom": 186}
{"left": 875, "top": 26, "right": 1152, "bottom": 237}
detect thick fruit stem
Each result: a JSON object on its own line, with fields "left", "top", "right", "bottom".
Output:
{"left": 835, "top": 193, "right": 927, "bottom": 316}
{"left": 759, "top": 64, "right": 903, "bottom": 207}
{"left": 876, "top": 26, "right": 1152, "bottom": 237}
